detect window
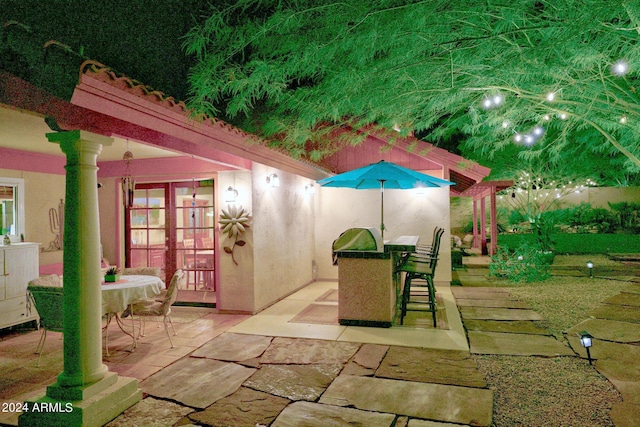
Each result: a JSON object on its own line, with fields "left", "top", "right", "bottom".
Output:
{"left": 0, "top": 178, "right": 25, "bottom": 242}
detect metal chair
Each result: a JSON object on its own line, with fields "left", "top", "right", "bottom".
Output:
{"left": 129, "top": 269, "right": 184, "bottom": 348}
{"left": 398, "top": 228, "right": 444, "bottom": 327}
{"left": 27, "top": 275, "right": 64, "bottom": 365}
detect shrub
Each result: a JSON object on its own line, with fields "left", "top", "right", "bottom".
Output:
{"left": 490, "top": 242, "right": 552, "bottom": 283}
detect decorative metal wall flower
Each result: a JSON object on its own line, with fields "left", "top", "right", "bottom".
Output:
{"left": 218, "top": 204, "right": 251, "bottom": 265}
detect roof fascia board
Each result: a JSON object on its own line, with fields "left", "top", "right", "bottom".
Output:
{"left": 73, "top": 73, "right": 331, "bottom": 180}
{"left": 0, "top": 71, "right": 252, "bottom": 170}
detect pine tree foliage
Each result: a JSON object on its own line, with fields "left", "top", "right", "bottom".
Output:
{"left": 184, "top": 0, "right": 640, "bottom": 178}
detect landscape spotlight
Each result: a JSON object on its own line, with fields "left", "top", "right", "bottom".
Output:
{"left": 586, "top": 261, "right": 594, "bottom": 278}
{"left": 579, "top": 331, "right": 593, "bottom": 365}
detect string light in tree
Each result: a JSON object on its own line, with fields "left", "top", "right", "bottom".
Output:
{"left": 481, "top": 93, "right": 504, "bottom": 109}
{"left": 611, "top": 60, "right": 630, "bottom": 77}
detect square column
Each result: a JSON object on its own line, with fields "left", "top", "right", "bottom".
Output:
{"left": 20, "top": 130, "right": 141, "bottom": 426}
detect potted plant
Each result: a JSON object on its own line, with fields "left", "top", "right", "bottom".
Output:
{"left": 104, "top": 266, "right": 120, "bottom": 282}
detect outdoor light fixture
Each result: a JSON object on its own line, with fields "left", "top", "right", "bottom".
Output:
{"left": 586, "top": 261, "right": 594, "bottom": 278}
{"left": 612, "top": 60, "right": 630, "bottom": 76}
{"left": 481, "top": 93, "right": 503, "bottom": 110}
{"left": 546, "top": 92, "right": 556, "bottom": 102}
{"left": 579, "top": 331, "right": 594, "bottom": 365}
{"left": 620, "top": 115, "right": 628, "bottom": 124}
{"left": 304, "top": 183, "right": 316, "bottom": 194}
{"left": 266, "top": 173, "right": 280, "bottom": 187}
{"left": 224, "top": 186, "right": 238, "bottom": 202}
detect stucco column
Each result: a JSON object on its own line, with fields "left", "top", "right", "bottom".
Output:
{"left": 48, "top": 130, "right": 111, "bottom": 387}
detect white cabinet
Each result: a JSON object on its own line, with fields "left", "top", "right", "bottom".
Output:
{"left": 0, "top": 243, "right": 39, "bottom": 329}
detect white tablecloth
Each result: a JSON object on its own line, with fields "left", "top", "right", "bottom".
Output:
{"left": 102, "top": 275, "right": 164, "bottom": 315}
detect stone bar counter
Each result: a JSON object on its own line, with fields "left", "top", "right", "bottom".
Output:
{"left": 333, "top": 229, "right": 418, "bottom": 328}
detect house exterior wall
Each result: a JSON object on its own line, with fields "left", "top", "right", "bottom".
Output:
{"left": 0, "top": 167, "right": 66, "bottom": 273}
{"left": 251, "top": 163, "right": 315, "bottom": 312}
{"left": 97, "top": 176, "right": 120, "bottom": 266}
{"left": 314, "top": 185, "right": 452, "bottom": 284}
{"left": 216, "top": 170, "right": 255, "bottom": 313}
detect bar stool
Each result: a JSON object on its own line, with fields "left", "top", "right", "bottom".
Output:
{"left": 398, "top": 228, "right": 444, "bottom": 327}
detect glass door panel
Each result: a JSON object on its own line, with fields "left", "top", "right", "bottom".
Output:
{"left": 128, "top": 186, "right": 168, "bottom": 281}
{"left": 175, "top": 184, "right": 215, "bottom": 290}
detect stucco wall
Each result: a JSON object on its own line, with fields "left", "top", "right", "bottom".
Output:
{"left": 0, "top": 168, "right": 65, "bottom": 271}
{"left": 97, "top": 177, "right": 120, "bottom": 266}
{"left": 251, "top": 163, "right": 316, "bottom": 311}
{"left": 314, "top": 185, "right": 452, "bottom": 283}
{"left": 216, "top": 170, "right": 256, "bottom": 313}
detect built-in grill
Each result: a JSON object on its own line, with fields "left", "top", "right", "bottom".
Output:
{"left": 331, "top": 227, "right": 384, "bottom": 264}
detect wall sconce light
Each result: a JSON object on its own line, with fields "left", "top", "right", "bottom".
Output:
{"left": 579, "top": 331, "right": 593, "bottom": 364}
{"left": 305, "top": 184, "right": 316, "bottom": 194}
{"left": 224, "top": 186, "right": 238, "bottom": 202}
{"left": 266, "top": 173, "right": 280, "bottom": 187}
{"left": 586, "top": 261, "right": 594, "bottom": 278}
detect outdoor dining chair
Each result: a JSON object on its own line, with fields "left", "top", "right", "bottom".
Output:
{"left": 27, "top": 274, "right": 64, "bottom": 365}
{"left": 128, "top": 269, "right": 184, "bottom": 348}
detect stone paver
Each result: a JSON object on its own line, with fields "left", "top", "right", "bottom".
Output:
{"left": 260, "top": 337, "right": 360, "bottom": 364}
{"left": 604, "top": 292, "right": 640, "bottom": 307}
{"left": 272, "top": 401, "right": 396, "bottom": 427}
{"left": 566, "top": 318, "right": 640, "bottom": 343}
{"left": 188, "top": 387, "right": 290, "bottom": 427}
{"left": 141, "top": 357, "right": 255, "bottom": 409}
{"left": 609, "top": 401, "right": 640, "bottom": 427}
{"left": 243, "top": 364, "right": 342, "bottom": 401}
{"left": 463, "top": 319, "right": 549, "bottom": 335}
{"left": 408, "top": 420, "right": 468, "bottom": 427}
{"left": 451, "top": 287, "right": 516, "bottom": 299}
{"left": 588, "top": 304, "right": 640, "bottom": 323}
{"left": 319, "top": 375, "right": 493, "bottom": 426}
{"left": 342, "top": 343, "right": 388, "bottom": 376}
{"left": 190, "top": 332, "right": 272, "bottom": 361}
{"left": 376, "top": 347, "right": 487, "bottom": 388}
{"left": 468, "top": 331, "right": 574, "bottom": 356}
{"left": 455, "top": 298, "right": 530, "bottom": 308}
{"left": 622, "top": 284, "right": 640, "bottom": 294}
{"left": 460, "top": 306, "right": 544, "bottom": 321}
{"left": 105, "top": 397, "right": 193, "bottom": 427}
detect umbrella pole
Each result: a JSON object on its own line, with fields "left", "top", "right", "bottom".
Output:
{"left": 380, "top": 180, "right": 385, "bottom": 238}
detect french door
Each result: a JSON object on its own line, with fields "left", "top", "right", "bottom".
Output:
{"left": 125, "top": 180, "right": 216, "bottom": 291}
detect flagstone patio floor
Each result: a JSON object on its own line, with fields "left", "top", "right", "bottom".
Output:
{"left": 0, "top": 267, "right": 638, "bottom": 426}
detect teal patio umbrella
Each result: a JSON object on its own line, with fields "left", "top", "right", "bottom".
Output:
{"left": 317, "top": 160, "right": 454, "bottom": 237}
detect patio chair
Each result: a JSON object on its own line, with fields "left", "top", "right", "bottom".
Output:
{"left": 129, "top": 269, "right": 184, "bottom": 348}
{"left": 27, "top": 275, "right": 64, "bottom": 365}
{"left": 398, "top": 230, "right": 444, "bottom": 327}
{"left": 415, "top": 226, "right": 444, "bottom": 256}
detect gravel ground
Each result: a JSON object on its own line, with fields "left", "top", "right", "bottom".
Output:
{"left": 471, "top": 255, "right": 631, "bottom": 426}
{"left": 474, "top": 355, "right": 620, "bottom": 427}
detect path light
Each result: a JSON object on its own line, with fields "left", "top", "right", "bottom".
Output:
{"left": 586, "top": 261, "right": 594, "bottom": 278}
{"left": 579, "top": 331, "right": 594, "bottom": 365}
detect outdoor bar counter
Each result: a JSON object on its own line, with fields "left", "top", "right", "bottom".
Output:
{"left": 333, "top": 228, "right": 418, "bottom": 327}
